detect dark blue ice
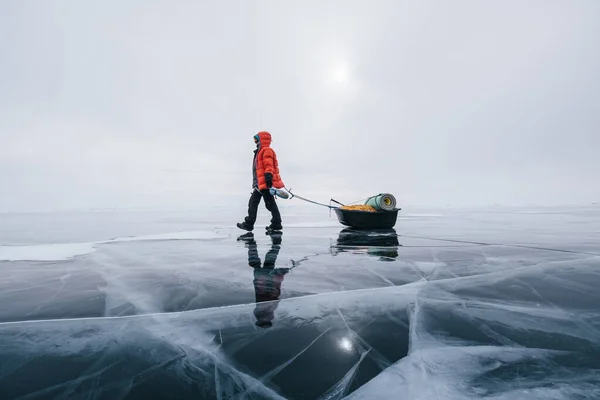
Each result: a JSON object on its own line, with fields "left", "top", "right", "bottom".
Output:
{"left": 0, "top": 206, "right": 599, "bottom": 399}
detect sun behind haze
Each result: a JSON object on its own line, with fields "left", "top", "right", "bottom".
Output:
{"left": 1, "top": 1, "right": 599, "bottom": 212}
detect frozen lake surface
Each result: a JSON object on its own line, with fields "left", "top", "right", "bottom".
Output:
{"left": 0, "top": 205, "right": 599, "bottom": 399}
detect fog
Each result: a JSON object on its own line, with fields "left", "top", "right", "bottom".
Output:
{"left": 1, "top": 1, "right": 599, "bottom": 212}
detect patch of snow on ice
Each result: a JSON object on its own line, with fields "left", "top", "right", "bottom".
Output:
{"left": 0, "top": 231, "right": 228, "bottom": 261}
{"left": 0, "top": 243, "right": 97, "bottom": 262}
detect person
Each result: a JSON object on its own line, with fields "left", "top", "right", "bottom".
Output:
{"left": 237, "top": 131, "right": 285, "bottom": 232}
{"left": 237, "top": 232, "right": 290, "bottom": 328}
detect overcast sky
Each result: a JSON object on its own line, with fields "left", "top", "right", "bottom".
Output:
{"left": 1, "top": 1, "right": 599, "bottom": 212}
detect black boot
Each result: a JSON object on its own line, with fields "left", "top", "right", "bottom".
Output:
{"left": 237, "top": 222, "right": 253, "bottom": 231}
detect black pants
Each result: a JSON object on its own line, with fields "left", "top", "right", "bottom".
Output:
{"left": 244, "top": 189, "right": 282, "bottom": 228}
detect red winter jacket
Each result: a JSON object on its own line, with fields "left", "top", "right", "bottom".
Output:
{"left": 255, "top": 131, "right": 284, "bottom": 190}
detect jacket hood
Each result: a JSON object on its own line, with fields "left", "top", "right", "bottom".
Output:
{"left": 256, "top": 131, "right": 272, "bottom": 148}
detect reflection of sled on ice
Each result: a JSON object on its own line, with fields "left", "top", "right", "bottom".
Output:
{"left": 331, "top": 228, "right": 401, "bottom": 261}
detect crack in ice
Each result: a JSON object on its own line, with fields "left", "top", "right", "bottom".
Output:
{"left": 261, "top": 327, "right": 332, "bottom": 382}
{"left": 318, "top": 348, "right": 371, "bottom": 400}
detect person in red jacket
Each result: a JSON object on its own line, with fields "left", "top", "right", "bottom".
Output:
{"left": 237, "top": 131, "right": 285, "bottom": 232}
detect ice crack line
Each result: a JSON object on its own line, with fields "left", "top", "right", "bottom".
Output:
{"left": 261, "top": 327, "right": 332, "bottom": 382}
{"left": 400, "top": 234, "right": 600, "bottom": 256}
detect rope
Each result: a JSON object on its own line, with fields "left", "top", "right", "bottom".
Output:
{"left": 286, "top": 188, "right": 337, "bottom": 209}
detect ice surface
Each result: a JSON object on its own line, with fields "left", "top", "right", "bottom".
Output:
{"left": 112, "top": 230, "right": 228, "bottom": 242}
{"left": 0, "top": 242, "right": 97, "bottom": 262}
{"left": 0, "top": 206, "right": 599, "bottom": 399}
{"left": 0, "top": 230, "right": 228, "bottom": 261}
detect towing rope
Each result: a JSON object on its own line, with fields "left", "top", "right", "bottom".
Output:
{"left": 286, "top": 188, "right": 338, "bottom": 209}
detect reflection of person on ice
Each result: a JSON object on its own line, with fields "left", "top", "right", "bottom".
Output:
{"left": 238, "top": 232, "right": 289, "bottom": 328}
{"left": 237, "top": 131, "right": 285, "bottom": 232}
